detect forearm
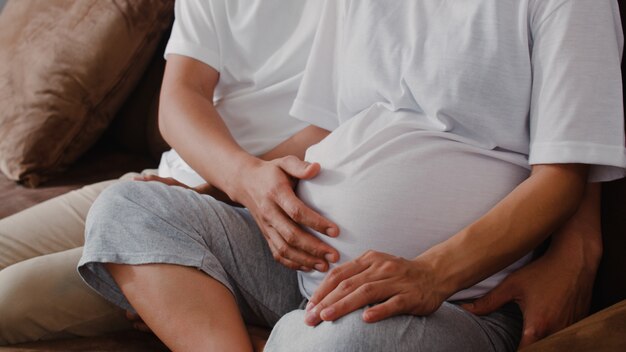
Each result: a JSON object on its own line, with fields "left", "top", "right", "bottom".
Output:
{"left": 419, "top": 164, "right": 589, "bottom": 297}
{"left": 161, "top": 82, "right": 328, "bottom": 196}
{"left": 259, "top": 125, "right": 330, "bottom": 161}
{"left": 159, "top": 82, "right": 252, "bottom": 196}
{"left": 543, "top": 183, "right": 602, "bottom": 272}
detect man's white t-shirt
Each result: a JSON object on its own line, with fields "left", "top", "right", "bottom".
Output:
{"left": 157, "top": 0, "right": 321, "bottom": 186}
{"left": 292, "top": 0, "right": 626, "bottom": 300}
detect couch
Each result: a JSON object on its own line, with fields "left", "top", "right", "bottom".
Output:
{"left": 0, "top": 0, "right": 625, "bottom": 351}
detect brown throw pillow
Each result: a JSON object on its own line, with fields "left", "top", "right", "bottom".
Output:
{"left": 0, "top": 0, "right": 174, "bottom": 187}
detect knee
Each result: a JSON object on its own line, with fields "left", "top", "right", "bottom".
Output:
{"left": 268, "top": 309, "right": 444, "bottom": 352}
{"left": 267, "top": 310, "right": 371, "bottom": 352}
{"left": 0, "top": 264, "right": 47, "bottom": 344}
{"left": 86, "top": 181, "right": 163, "bottom": 227}
{"left": 91, "top": 181, "right": 152, "bottom": 212}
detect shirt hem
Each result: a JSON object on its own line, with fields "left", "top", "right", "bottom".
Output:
{"left": 529, "top": 142, "right": 626, "bottom": 182}
{"left": 290, "top": 99, "right": 340, "bottom": 131}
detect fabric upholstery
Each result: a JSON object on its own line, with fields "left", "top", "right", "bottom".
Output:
{"left": 0, "top": 0, "right": 173, "bottom": 187}
{"left": 3, "top": 330, "right": 168, "bottom": 351}
{"left": 0, "top": 145, "right": 156, "bottom": 220}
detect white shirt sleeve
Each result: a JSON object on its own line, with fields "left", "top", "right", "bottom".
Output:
{"left": 289, "top": 0, "right": 344, "bottom": 131}
{"left": 164, "top": 0, "right": 221, "bottom": 71}
{"left": 528, "top": 0, "right": 626, "bottom": 182}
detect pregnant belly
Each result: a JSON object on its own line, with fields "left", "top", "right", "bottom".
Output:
{"left": 297, "top": 108, "right": 532, "bottom": 299}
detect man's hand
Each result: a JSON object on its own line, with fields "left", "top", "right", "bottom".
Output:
{"left": 232, "top": 155, "right": 340, "bottom": 272}
{"left": 462, "top": 250, "right": 597, "bottom": 348}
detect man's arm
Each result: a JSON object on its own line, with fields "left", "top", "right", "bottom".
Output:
{"left": 303, "top": 164, "right": 590, "bottom": 326}
{"left": 464, "top": 183, "right": 602, "bottom": 348}
{"left": 159, "top": 55, "right": 339, "bottom": 271}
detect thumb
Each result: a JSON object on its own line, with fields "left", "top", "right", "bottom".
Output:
{"left": 137, "top": 175, "right": 190, "bottom": 188}
{"left": 134, "top": 174, "right": 162, "bottom": 183}
{"left": 518, "top": 323, "right": 544, "bottom": 349}
{"left": 462, "top": 283, "right": 513, "bottom": 316}
{"left": 276, "top": 156, "right": 321, "bottom": 180}
{"left": 517, "top": 311, "right": 548, "bottom": 349}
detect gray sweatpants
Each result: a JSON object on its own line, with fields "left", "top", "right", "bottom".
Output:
{"left": 79, "top": 181, "right": 521, "bottom": 351}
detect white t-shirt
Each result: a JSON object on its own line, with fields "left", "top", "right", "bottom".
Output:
{"left": 157, "top": 0, "right": 320, "bottom": 187}
{"left": 292, "top": 0, "right": 626, "bottom": 300}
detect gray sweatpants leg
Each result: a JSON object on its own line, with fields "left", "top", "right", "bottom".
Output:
{"left": 266, "top": 302, "right": 521, "bottom": 352}
{"left": 78, "top": 181, "right": 303, "bottom": 327}
{"left": 80, "top": 181, "right": 521, "bottom": 350}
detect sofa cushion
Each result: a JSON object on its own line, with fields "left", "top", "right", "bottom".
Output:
{"left": 0, "top": 142, "right": 157, "bottom": 220}
{"left": 0, "top": 0, "right": 173, "bottom": 187}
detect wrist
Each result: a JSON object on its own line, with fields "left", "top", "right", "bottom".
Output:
{"left": 544, "top": 182, "right": 603, "bottom": 273}
{"left": 546, "top": 229, "right": 603, "bottom": 275}
{"left": 222, "top": 152, "right": 264, "bottom": 203}
{"left": 414, "top": 223, "right": 522, "bottom": 298}
{"left": 582, "top": 233, "right": 603, "bottom": 271}
{"left": 414, "top": 245, "right": 466, "bottom": 300}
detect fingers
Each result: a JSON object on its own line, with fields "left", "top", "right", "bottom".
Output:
{"left": 309, "top": 261, "right": 368, "bottom": 306}
{"left": 243, "top": 158, "right": 341, "bottom": 270}
{"left": 275, "top": 155, "right": 321, "bottom": 180}
{"left": 125, "top": 310, "right": 139, "bottom": 321}
{"left": 363, "top": 294, "right": 411, "bottom": 323}
{"left": 264, "top": 226, "right": 315, "bottom": 271}
{"left": 304, "top": 261, "right": 372, "bottom": 326}
{"left": 133, "top": 174, "right": 165, "bottom": 182}
{"left": 257, "top": 189, "right": 339, "bottom": 269}
{"left": 518, "top": 322, "right": 547, "bottom": 349}
{"left": 272, "top": 181, "right": 339, "bottom": 239}
{"left": 272, "top": 156, "right": 339, "bottom": 236}
{"left": 269, "top": 209, "right": 339, "bottom": 266}
{"left": 318, "top": 279, "right": 389, "bottom": 322}
{"left": 134, "top": 175, "right": 190, "bottom": 188}
{"left": 133, "top": 321, "right": 152, "bottom": 333}
{"left": 461, "top": 281, "right": 514, "bottom": 316}
{"left": 304, "top": 252, "right": 449, "bottom": 327}
{"left": 517, "top": 303, "right": 553, "bottom": 349}
{"left": 247, "top": 326, "right": 269, "bottom": 352}
{"left": 254, "top": 205, "right": 329, "bottom": 271}
{"left": 193, "top": 183, "right": 215, "bottom": 195}
{"left": 125, "top": 310, "right": 152, "bottom": 333}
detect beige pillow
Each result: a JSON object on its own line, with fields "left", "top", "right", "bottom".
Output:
{"left": 0, "top": 0, "right": 174, "bottom": 186}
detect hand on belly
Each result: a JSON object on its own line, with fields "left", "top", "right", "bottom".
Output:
{"left": 303, "top": 250, "right": 449, "bottom": 326}
{"left": 296, "top": 114, "right": 530, "bottom": 301}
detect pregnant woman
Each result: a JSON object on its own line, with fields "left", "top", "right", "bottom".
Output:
{"left": 79, "top": 0, "right": 625, "bottom": 351}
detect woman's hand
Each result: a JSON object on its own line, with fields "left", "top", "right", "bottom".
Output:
{"left": 134, "top": 174, "right": 237, "bottom": 205}
{"left": 133, "top": 174, "right": 188, "bottom": 188}
{"left": 303, "top": 250, "right": 449, "bottom": 326}
{"left": 126, "top": 310, "right": 151, "bottom": 333}
{"left": 232, "top": 155, "right": 340, "bottom": 272}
